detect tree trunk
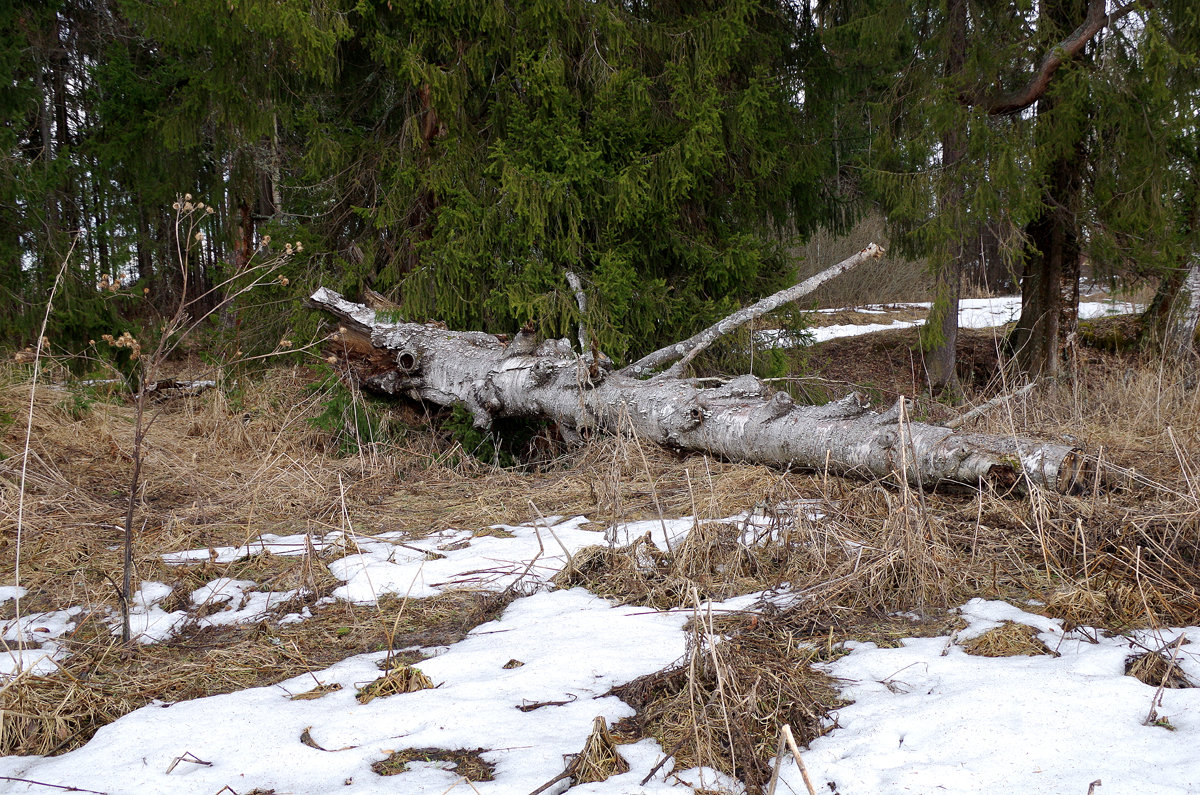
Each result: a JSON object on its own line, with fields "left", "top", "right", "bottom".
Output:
{"left": 963, "top": 223, "right": 1014, "bottom": 294}
{"left": 1165, "top": 256, "right": 1200, "bottom": 362}
{"left": 1011, "top": 147, "right": 1084, "bottom": 378}
{"left": 310, "top": 287, "right": 1089, "bottom": 494}
{"left": 1009, "top": 0, "right": 1089, "bottom": 379}
{"left": 921, "top": 0, "right": 966, "bottom": 398}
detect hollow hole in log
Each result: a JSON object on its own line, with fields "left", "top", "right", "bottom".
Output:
{"left": 397, "top": 351, "right": 420, "bottom": 372}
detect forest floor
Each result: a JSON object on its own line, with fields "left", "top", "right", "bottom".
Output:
{"left": 0, "top": 304, "right": 1198, "bottom": 794}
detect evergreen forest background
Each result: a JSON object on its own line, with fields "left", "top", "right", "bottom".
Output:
{"left": 3, "top": 0, "right": 1198, "bottom": 381}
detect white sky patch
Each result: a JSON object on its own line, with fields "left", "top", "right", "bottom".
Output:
{"left": 778, "top": 598, "right": 1200, "bottom": 795}
{"left": 0, "top": 588, "right": 698, "bottom": 795}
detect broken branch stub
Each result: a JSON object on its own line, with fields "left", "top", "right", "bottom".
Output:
{"left": 309, "top": 287, "right": 1088, "bottom": 494}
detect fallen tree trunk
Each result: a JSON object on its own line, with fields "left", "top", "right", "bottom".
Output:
{"left": 310, "top": 286, "right": 1089, "bottom": 493}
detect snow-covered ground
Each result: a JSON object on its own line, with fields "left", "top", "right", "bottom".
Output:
{"left": 1, "top": 508, "right": 1196, "bottom": 795}
{"left": 760, "top": 295, "right": 1139, "bottom": 347}
{"left": 2, "top": 292, "right": 1179, "bottom": 795}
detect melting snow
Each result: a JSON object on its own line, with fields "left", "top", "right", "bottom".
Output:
{"left": 777, "top": 599, "right": 1200, "bottom": 795}
{"left": 761, "top": 295, "right": 1140, "bottom": 348}
{"left": 2, "top": 512, "right": 1198, "bottom": 795}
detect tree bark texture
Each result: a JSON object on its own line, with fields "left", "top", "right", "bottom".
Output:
{"left": 310, "top": 287, "right": 1088, "bottom": 494}
{"left": 1166, "top": 257, "right": 1200, "bottom": 361}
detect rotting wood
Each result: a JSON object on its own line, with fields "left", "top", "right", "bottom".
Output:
{"left": 309, "top": 280, "right": 1089, "bottom": 494}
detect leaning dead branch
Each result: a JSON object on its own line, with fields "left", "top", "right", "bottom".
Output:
{"left": 620, "top": 243, "right": 885, "bottom": 379}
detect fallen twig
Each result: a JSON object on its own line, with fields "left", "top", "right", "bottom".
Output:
{"left": 0, "top": 777, "right": 107, "bottom": 794}
{"left": 782, "top": 724, "right": 817, "bottom": 795}
{"left": 165, "top": 751, "right": 212, "bottom": 774}
{"left": 1143, "top": 633, "right": 1187, "bottom": 727}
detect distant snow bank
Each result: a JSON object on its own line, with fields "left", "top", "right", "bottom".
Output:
{"left": 761, "top": 295, "right": 1139, "bottom": 347}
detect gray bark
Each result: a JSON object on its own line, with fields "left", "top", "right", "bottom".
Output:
{"left": 310, "top": 287, "right": 1088, "bottom": 493}
{"left": 1166, "top": 257, "right": 1200, "bottom": 362}
{"left": 564, "top": 269, "right": 588, "bottom": 351}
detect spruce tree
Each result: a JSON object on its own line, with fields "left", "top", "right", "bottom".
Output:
{"left": 295, "top": 0, "right": 836, "bottom": 361}
{"left": 825, "top": 0, "right": 1199, "bottom": 383}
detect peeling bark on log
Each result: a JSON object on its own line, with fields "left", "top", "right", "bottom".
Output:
{"left": 310, "top": 287, "right": 1089, "bottom": 494}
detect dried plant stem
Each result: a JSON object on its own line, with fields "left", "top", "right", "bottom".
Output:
{"left": 1143, "top": 634, "right": 1186, "bottom": 726}
{"left": 765, "top": 729, "right": 788, "bottom": 795}
{"left": 0, "top": 775, "right": 106, "bottom": 794}
{"left": 15, "top": 237, "right": 76, "bottom": 646}
{"left": 945, "top": 381, "right": 1038, "bottom": 429}
{"left": 529, "top": 500, "right": 574, "bottom": 569}
{"left": 781, "top": 724, "right": 817, "bottom": 795}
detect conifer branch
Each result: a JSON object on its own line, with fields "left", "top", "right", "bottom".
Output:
{"left": 978, "top": 0, "right": 1151, "bottom": 116}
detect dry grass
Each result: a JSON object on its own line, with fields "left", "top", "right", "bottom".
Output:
{"left": 1, "top": 320, "right": 1199, "bottom": 790}
{"left": 1125, "top": 647, "right": 1195, "bottom": 689}
{"left": 371, "top": 747, "right": 495, "bottom": 780}
{"left": 571, "top": 716, "right": 630, "bottom": 784}
{"left": 356, "top": 664, "right": 434, "bottom": 703}
{"left": 792, "top": 214, "right": 934, "bottom": 307}
{"left": 961, "top": 622, "right": 1054, "bottom": 657}
{"left": 611, "top": 612, "right": 847, "bottom": 795}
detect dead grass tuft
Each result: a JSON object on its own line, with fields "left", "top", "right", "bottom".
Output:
{"left": 356, "top": 664, "right": 434, "bottom": 703}
{"left": 288, "top": 682, "right": 342, "bottom": 701}
{"left": 570, "top": 716, "right": 630, "bottom": 784}
{"left": 611, "top": 611, "right": 847, "bottom": 795}
{"left": 371, "top": 747, "right": 495, "bottom": 780}
{"left": 1125, "top": 648, "right": 1195, "bottom": 689}
{"left": 961, "top": 621, "right": 1054, "bottom": 657}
